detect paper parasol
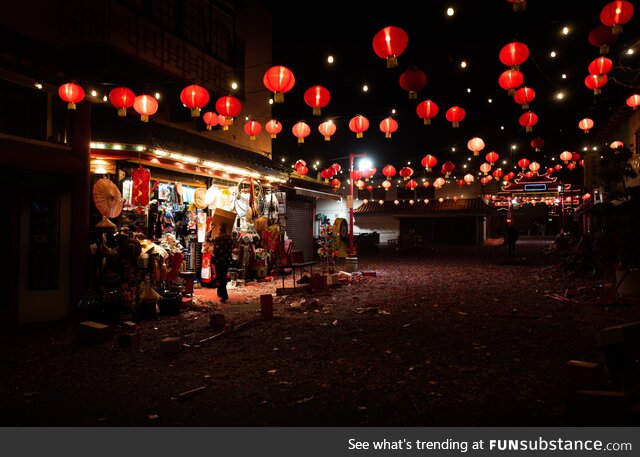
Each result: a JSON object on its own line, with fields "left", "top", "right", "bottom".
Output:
{"left": 93, "top": 178, "right": 123, "bottom": 218}
{"left": 193, "top": 187, "right": 208, "bottom": 209}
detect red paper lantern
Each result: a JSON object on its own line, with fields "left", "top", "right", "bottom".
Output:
{"left": 295, "top": 160, "right": 306, "bottom": 173}
{"left": 588, "top": 24, "right": 619, "bottom": 55}
{"left": 58, "top": 82, "right": 85, "bottom": 110}
{"left": 350, "top": 170, "right": 363, "bottom": 181}
{"left": 215, "top": 96, "right": 242, "bottom": 123}
{"left": 321, "top": 168, "right": 335, "bottom": 183}
{"left": 379, "top": 117, "right": 398, "bottom": 138}
{"left": 349, "top": 115, "right": 370, "bottom": 138}
{"left": 485, "top": 151, "right": 499, "bottom": 165}
{"left": 372, "top": 26, "right": 408, "bottom": 68}
{"left": 498, "top": 69, "right": 524, "bottom": 95}
{"left": 303, "top": 85, "right": 330, "bottom": 116}
{"left": 479, "top": 163, "right": 492, "bottom": 175}
{"left": 433, "top": 177, "right": 445, "bottom": 188}
{"left": 203, "top": 111, "right": 219, "bottom": 130}
{"left": 580, "top": 160, "right": 585, "bottom": 167}
{"left": 399, "top": 167, "right": 414, "bottom": 180}
{"left": 263, "top": 65, "right": 295, "bottom": 103}
{"left": 555, "top": 164, "right": 563, "bottom": 171}
{"left": 567, "top": 163, "right": 577, "bottom": 171}
{"left": 441, "top": 161, "right": 455, "bottom": 178}
{"left": 467, "top": 137, "right": 485, "bottom": 156}
{"left": 463, "top": 174, "right": 475, "bottom": 185}
{"left": 331, "top": 178, "right": 341, "bottom": 189}
{"left": 108, "top": 87, "right": 136, "bottom": 116}
{"left": 517, "top": 158, "right": 530, "bottom": 170}
{"left": 421, "top": 154, "right": 437, "bottom": 172}
{"left": 217, "top": 115, "right": 231, "bottom": 131}
{"left": 456, "top": 179, "right": 465, "bottom": 187}
{"left": 499, "top": 42, "right": 529, "bottom": 69}
{"left": 588, "top": 57, "right": 613, "bottom": 76}
{"left": 318, "top": 121, "right": 337, "bottom": 141}
{"left": 180, "top": 84, "right": 210, "bottom": 117}
{"left": 546, "top": 167, "right": 554, "bottom": 175}
{"left": 513, "top": 86, "right": 535, "bottom": 109}
{"left": 382, "top": 180, "right": 392, "bottom": 191}
{"left": 416, "top": 99, "right": 439, "bottom": 125}
{"left": 610, "top": 140, "right": 624, "bottom": 148}
{"left": 529, "top": 161, "right": 541, "bottom": 173}
{"left": 382, "top": 165, "right": 397, "bottom": 180}
{"left": 578, "top": 118, "right": 594, "bottom": 133}
{"left": 492, "top": 169, "right": 504, "bottom": 179}
{"left": 363, "top": 167, "right": 377, "bottom": 181}
{"left": 131, "top": 164, "right": 151, "bottom": 207}
{"left": 399, "top": 67, "right": 427, "bottom": 99}
{"left": 244, "top": 120, "right": 262, "bottom": 140}
{"left": 331, "top": 163, "right": 342, "bottom": 174}
{"left": 525, "top": 171, "right": 534, "bottom": 179}
{"left": 530, "top": 137, "right": 545, "bottom": 152}
{"left": 292, "top": 121, "right": 311, "bottom": 143}
{"left": 265, "top": 119, "right": 283, "bottom": 138}
{"left": 559, "top": 151, "right": 573, "bottom": 164}
{"left": 297, "top": 165, "right": 309, "bottom": 176}
{"left": 518, "top": 111, "right": 538, "bottom": 132}
{"left": 600, "top": 1, "right": 634, "bottom": 34}
{"left": 405, "top": 179, "right": 418, "bottom": 190}
{"left": 626, "top": 94, "right": 640, "bottom": 110}
{"left": 445, "top": 106, "right": 466, "bottom": 127}
{"left": 133, "top": 94, "right": 158, "bottom": 122}
{"left": 571, "top": 152, "right": 581, "bottom": 164}
{"left": 585, "top": 74, "right": 608, "bottom": 95}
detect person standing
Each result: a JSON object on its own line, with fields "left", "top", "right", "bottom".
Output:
{"left": 213, "top": 223, "right": 234, "bottom": 303}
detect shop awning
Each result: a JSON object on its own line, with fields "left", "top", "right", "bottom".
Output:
{"left": 294, "top": 186, "right": 342, "bottom": 201}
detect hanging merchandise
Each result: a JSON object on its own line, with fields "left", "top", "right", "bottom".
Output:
{"left": 204, "top": 185, "right": 222, "bottom": 209}
{"left": 93, "top": 178, "right": 123, "bottom": 229}
{"left": 201, "top": 252, "right": 212, "bottom": 283}
{"left": 197, "top": 211, "right": 207, "bottom": 243}
{"left": 193, "top": 188, "right": 208, "bottom": 210}
{"left": 131, "top": 165, "right": 151, "bottom": 207}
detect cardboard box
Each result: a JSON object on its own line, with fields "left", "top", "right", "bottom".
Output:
{"left": 210, "top": 208, "right": 237, "bottom": 237}
{"left": 77, "top": 321, "right": 113, "bottom": 345}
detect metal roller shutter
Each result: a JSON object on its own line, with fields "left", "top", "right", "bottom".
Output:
{"left": 285, "top": 199, "right": 312, "bottom": 262}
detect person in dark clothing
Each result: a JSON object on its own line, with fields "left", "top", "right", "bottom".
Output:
{"left": 213, "top": 223, "right": 234, "bottom": 303}
{"left": 505, "top": 225, "right": 519, "bottom": 256}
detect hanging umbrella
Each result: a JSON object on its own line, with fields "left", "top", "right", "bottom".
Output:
{"left": 93, "top": 178, "right": 123, "bottom": 230}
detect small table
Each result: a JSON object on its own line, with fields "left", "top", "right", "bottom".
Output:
{"left": 276, "top": 261, "right": 318, "bottom": 289}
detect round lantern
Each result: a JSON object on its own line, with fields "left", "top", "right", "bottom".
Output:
{"left": 479, "top": 163, "right": 492, "bottom": 175}
{"left": 58, "top": 82, "right": 85, "bottom": 110}
{"left": 108, "top": 87, "right": 135, "bottom": 116}
{"left": 423, "top": 181, "right": 430, "bottom": 187}
{"left": 546, "top": 167, "right": 555, "bottom": 175}
{"left": 321, "top": 168, "right": 335, "bottom": 183}
{"left": 331, "top": 163, "right": 342, "bottom": 174}
{"left": 585, "top": 74, "right": 608, "bottom": 95}
{"left": 399, "top": 67, "right": 427, "bottom": 99}
{"left": 133, "top": 94, "right": 158, "bottom": 122}
{"left": 433, "top": 177, "right": 445, "bottom": 188}
{"left": 485, "top": 151, "right": 499, "bottom": 165}
{"left": 530, "top": 137, "right": 545, "bottom": 152}
{"left": 372, "top": 26, "right": 409, "bottom": 68}
{"left": 318, "top": 121, "right": 337, "bottom": 141}
{"left": 217, "top": 114, "right": 231, "bottom": 130}
{"left": 518, "top": 111, "right": 538, "bottom": 132}
{"left": 356, "top": 179, "right": 366, "bottom": 190}
{"left": 421, "top": 154, "right": 437, "bottom": 172}
{"left": 492, "top": 169, "right": 504, "bottom": 179}
{"left": 499, "top": 41, "right": 529, "bottom": 70}
{"left": 456, "top": 179, "right": 465, "bottom": 187}
{"left": 263, "top": 66, "right": 295, "bottom": 103}
{"left": 578, "top": 118, "right": 594, "bottom": 133}
{"left": 559, "top": 151, "right": 573, "bottom": 164}
{"left": 303, "top": 85, "right": 330, "bottom": 116}
{"left": 525, "top": 171, "right": 534, "bottom": 179}
{"left": 382, "top": 165, "right": 397, "bottom": 180}
{"left": 379, "top": 117, "right": 398, "bottom": 138}
{"left": 588, "top": 57, "right": 613, "bottom": 76}
{"left": 571, "top": 152, "right": 581, "bottom": 164}
{"left": 244, "top": 120, "right": 262, "bottom": 140}
{"left": 265, "top": 119, "right": 283, "bottom": 138}
{"left": 555, "top": 164, "right": 563, "bottom": 171}
{"left": 513, "top": 86, "right": 535, "bottom": 109}
{"left": 529, "top": 161, "right": 541, "bottom": 173}
{"left": 416, "top": 99, "right": 439, "bottom": 125}
{"left": 292, "top": 121, "right": 311, "bottom": 143}
{"left": 445, "top": 106, "right": 466, "bottom": 128}
{"left": 463, "top": 174, "right": 475, "bottom": 185}
{"left": 382, "top": 180, "right": 392, "bottom": 191}
{"left": 467, "top": 137, "right": 485, "bottom": 156}
{"left": 331, "top": 178, "right": 341, "bottom": 189}
{"left": 589, "top": 24, "right": 619, "bottom": 55}
{"left": 215, "top": 96, "right": 242, "bottom": 123}
{"left": 600, "top": 1, "right": 634, "bottom": 34}
{"left": 567, "top": 163, "right": 577, "bottom": 171}
{"left": 399, "top": 167, "right": 414, "bottom": 180}
{"left": 441, "top": 161, "right": 455, "bottom": 178}
{"left": 580, "top": 159, "right": 585, "bottom": 167}
{"left": 203, "top": 111, "right": 219, "bottom": 130}
{"left": 297, "top": 165, "right": 309, "bottom": 177}
{"left": 295, "top": 159, "right": 307, "bottom": 173}
{"left": 363, "top": 168, "right": 376, "bottom": 181}
{"left": 498, "top": 69, "right": 524, "bottom": 95}
{"left": 350, "top": 170, "right": 363, "bottom": 181}
{"left": 626, "top": 94, "right": 640, "bottom": 110}
{"left": 180, "top": 84, "right": 210, "bottom": 117}
{"left": 517, "top": 158, "right": 530, "bottom": 170}
{"left": 610, "top": 140, "right": 624, "bottom": 148}
{"left": 349, "top": 115, "right": 370, "bottom": 138}
{"left": 405, "top": 179, "right": 418, "bottom": 190}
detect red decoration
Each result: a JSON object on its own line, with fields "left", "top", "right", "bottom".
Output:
{"left": 379, "top": 117, "right": 398, "bottom": 138}
{"left": 528, "top": 161, "right": 541, "bottom": 173}
{"left": 517, "top": 158, "right": 530, "bottom": 170}
{"left": 492, "top": 169, "right": 504, "bottom": 179}
{"left": 555, "top": 164, "right": 563, "bottom": 171}
{"left": 399, "top": 167, "right": 414, "bottom": 180}
{"left": 578, "top": 118, "right": 594, "bottom": 133}
{"left": 217, "top": 115, "right": 231, "bottom": 131}
{"left": 318, "top": 121, "right": 337, "bottom": 141}
{"left": 133, "top": 94, "right": 158, "bottom": 122}
{"left": 530, "top": 137, "right": 545, "bottom": 152}
{"left": 433, "top": 177, "right": 445, "bottom": 188}
{"left": 405, "top": 179, "right": 418, "bottom": 190}
{"left": 499, "top": 42, "right": 529, "bottom": 69}
{"left": 303, "top": 85, "right": 330, "bottom": 116}
{"left": 203, "top": 111, "right": 219, "bottom": 130}
{"left": 263, "top": 66, "right": 295, "bottom": 103}
{"left": 467, "top": 137, "right": 485, "bottom": 156}
{"left": 479, "top": 163, "right": 492, "bottom": 175}
{"left": 626, "top": 94, "right": 640, "bottom": 110}
{"left": 421, "top": 154, "right": 437, "bottom": 172}
{"left": 441, "top": 161, "right": 455, "bottom": 178}
{"left": 331, "top": 163, "right": 342, "bottom": 174}
{"left": 372, "top": 26, "right": 408, "bottom": 68}
{"left": 58, "top": 82, "right": 85, "bottom": 110}
{"left": 331, "top": 178, "right": 341, "bottom": 189}
{"left": 108, "top": 87, "right": 136, "bottom": 116}
{"left": 296, "top": 165, "right": 309, "bottom": 176}
{"left": 321, "top": 168, "right": 335, "bottom": 183}
{"left": 485, "top": 151, "right": 499, "bottom": 165}
{"left": 498, "top": 69, "right": 524, "bottom": 95}
{"left": 215, "top": 96, "right": 242, "bottom": 123}
{"left": 180, "top": 84, "right": 210, "bottom": 117}
{"left": 567, "top": 163, "right": 577, "bottom": 171}
{"left": 382, "top": 180, "right": 392, "bottom": 191}
{"left": 610, "top": 140, "right": 624, "bottom": 148}
{"left": 588, "top": 57, "right": 613, "bottom": 76}
{"left": 382, "top": 165, "right": 397, "bottom": 180}
{"left": 244, "top": 120, "right": 262, "bottom": 140}
{"left": 585, "top": 74, "right": 608, "bottom": 95}
{"left": 350, "top": 170, "right": 363, "bottom": 181}
{"left": 292, "top": 121, "right": 311, "bottom": 143}
{"left": 559, "top": 151, "right": 573, "bottom": 164}
{"left": 571, "top": 152, "right": 581, "bottom": 163}
{"left": 445, "top": 106, "right": 465, "bottom": 127}
{"left": 295, "top": 159, "right": 306, "bottom": 173}
{"left": 265, "top": 119, "right": 283, "bottom": 138}
{"left": 600, "top": 1, "right": 634, "bottom": 34}
{"left": 456, "top": 179, "right": 465, "bottom": 187}
{"left": 349, "top": 115, "right": 370, "bottom": 138}
{"left": 546, "top": 167, "right": 555, "bottom": 175}
{"left": 588, "top": 24, "right": 619, "bottom": 55}
{"left": 416, "top": 99, "right": 439, "bottom": 125}
{"left": 131, "top": 164, "right": 151, "bottom": 207}
{"left": 463, "top": 174, "right": 475, "bottom": 185}
{"left": 363, "top": 168, "right": 376, "bottom": 181}
{"left": 399, "top": 67, "right": 427, "bottom": 99}
{"left": 518, "top": 111, "right": 538, "bottom": 132}
{"left": 513, "top": 86, "right": 535, "bottom": 109}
